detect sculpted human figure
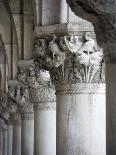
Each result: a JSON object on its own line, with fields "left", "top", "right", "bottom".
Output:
{"left": 64, "top": 35, "right": 79, "bottom": 53}
{"left": 49, "top": 35, "right": 66, "bottom": 67}
{"left": 38, "top": 39, "right": 46, "bottom": 57}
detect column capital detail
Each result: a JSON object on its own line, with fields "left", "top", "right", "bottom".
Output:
{"left": 8, "top": 80, "right": 34, "bottom": 114}
{"left": 33, "top": 30, "right": 105, "bottom": 85}
{"left": 17, "top": 61, "right": 56, "bottom": 107}
{"left": 0, "top": 92, "right": 9, "bottom": 120}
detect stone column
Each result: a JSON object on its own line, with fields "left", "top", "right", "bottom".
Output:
{"left": 27, "top": 70, "right": 56, "bottom": 155}
{"left": 0, "top": 122, "right": 8, "bottom": 155}
{"left": 33, "top": 98, "right": 56, "bottom": 155}
{"left": 11, "top": 113, "right": 21, "bottom": 155}
{"left": 33, "top": 28, "right": 106, "bottom": 155}
{"left": 19, "top": 87, "right": 34, "bottom": 155}
{"left": 8, "top": 79, "right": 34, "bottom": 155}
{"left": 21, "top": 113, "right": 34, "bottom": 155}
{"left": 3, "top": 127, "right": 8, "bottom": 155}
{"left": 0, "top": 129, "right": 3, "bottom": 155}
{"left": 7, "top": 122, "right": 13, "bottom": 155}
{"left": 56, "top": 84, "right": 105, "bottom": 155}
{"left": 17, "top": 66, "right": 56, "bottom": 155}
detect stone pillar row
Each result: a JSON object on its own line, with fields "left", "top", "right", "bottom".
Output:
{"left": 0, "top": 62, "right": 56, "bottom": 155}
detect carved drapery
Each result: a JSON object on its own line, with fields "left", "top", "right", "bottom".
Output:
{"left": 33, "top": 32, "right": 105, "bottom": 85}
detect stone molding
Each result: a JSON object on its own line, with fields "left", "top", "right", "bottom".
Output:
{"left": 34, "top": 102, "right": 56, "bottom": 111}
{"left": 34, "top": 23, "right": 94, "bottom": 37}
{"left": 55, "top": 83, "right": 106, "bottom": 95}
{"left": 21, "top": 112, "right": 34, "bottom": 120}
{"left": 33, "top": 31, "right": 105, "bottom": 85}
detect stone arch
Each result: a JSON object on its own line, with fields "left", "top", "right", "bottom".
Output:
{"left": 0, "top": 1, "right": 19, "bottom": 79}
{"left": 0, "top": 34, "right": 9, "bottom": 92}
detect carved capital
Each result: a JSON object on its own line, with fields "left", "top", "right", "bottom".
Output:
{"left": 33, "top": 32, "right": 105, "bottom": 85}
{"left": 17, "top": 62, "right": 56, "bottom": 106}
{"left": 8, "top": 81, "right": 33, "bottom": 113}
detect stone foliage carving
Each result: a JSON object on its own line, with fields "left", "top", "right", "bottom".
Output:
{"left": 17, "top": 65, "right": 56, "bottom": 107}
{"left": 33, "top": 32, "right": 105, "bottom": 85}
{"left": 0, "top": 92, "right": 9, "bottom": 120}
{"left": 8, "top": 84, "right": 33, "bottom": 113}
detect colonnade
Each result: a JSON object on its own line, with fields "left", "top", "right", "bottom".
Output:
{"left": 0, "top": 23, "right": 106, "bottom": 155}
{"left": 0, "top": 68, "right": 56, "bottom": 155}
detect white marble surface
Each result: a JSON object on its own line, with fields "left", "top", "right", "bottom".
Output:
{"left": 21, "top": 113, "right": 34, "bottom": 155}
{"left": 7, "top": 124, "right": 13, "bottom": 155}
{"left": 34, "top": 104, "right": 56, "bottom": 155}
{"left": 56, "top": 83, "right": 106, "bottom": 155}
{"left": 12, "top": 123, "right": 21, "bottom": 155}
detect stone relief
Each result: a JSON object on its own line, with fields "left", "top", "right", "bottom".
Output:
{"left": 0, "top": 92, "right": 9, "bottom": 120}
{"left": 33, "top": 32, "right": 105, "bottom": 85}
{"left": 8, "top": 84, "right": 33, "bottom": 113}
{"left": 17, "top": 65, "right": 56, "bottom": 106}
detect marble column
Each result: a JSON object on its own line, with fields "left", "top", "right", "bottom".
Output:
{"left": 34, "top": 100, "right": 56, "bottom": 155}
{"left": 33, "top": 27, "right": 106, "bottom": 155}
{"left": 7, "top": 122, "right": 13, "bottom": 155}
{"left": 12, "top": 113, "right": 21, "bottom": 155}
{"left": 8, "top": 79, "right": 34, "bottom": 155}
{"left": 3, "top": 127, "right": 8, "bottom": 155}
{"left": 19, "top": 91, "right": 34, "bottom": 155}
{"left": 56, "top": 84, "right": 106, "bottom": 155}
{"left": 0, "top": 129, "right": 3, "bottom": 155}
{"left": 21, "top": 113, "right": 34, "bottom": 155}
{"left": 28, "top": 70, "right": 56, "bottom": 155}
{"left": 17, "top": 67, "right": 56, "bottom": 155}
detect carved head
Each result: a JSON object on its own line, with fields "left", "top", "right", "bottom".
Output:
{"left": 69, "top": 36, "right": 78, "bottom": 43}
{"left": 85, "top": 32, "right": 92, "bottom": 41}
{"left": 28, "top": 66, "right": 35, "bottom": 77}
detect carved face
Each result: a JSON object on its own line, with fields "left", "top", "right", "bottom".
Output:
{"left": 85, "top": 32, "right": 92, "bottom": 41}
{"left": 40, "top": 70, "right": 50, "bottom": 82}
{"left": 29, "top": 67, "right": 35, "bottom": 77}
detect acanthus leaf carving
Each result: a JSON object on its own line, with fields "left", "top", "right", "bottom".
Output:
{"left": 33, "top": 32, "right": 105, "bottom": 85}
{"left": 17, "top": 66, "right": 56, "bottom": 108}
{"left": 8, "top": 83, "right": 33, "bottom": 113}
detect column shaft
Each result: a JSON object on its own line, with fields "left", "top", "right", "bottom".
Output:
{"left": 21, "top": 113, "right": 34, "bottom": 155}
{"left": 0, "top": 129, "right": 3, "bottom": 155}
{"left": 12, "top": 119, "right": 21, "bottom": 155}
{"left": 7, "top": 123, "right": 13, "bottom": 155}
{"left": 34, "top": 102, "right": 56, "bottom": 155}
{"left": 56, "top": 84, "right": 106, "bottom": 155}
{"left": 3, "top": 128, "right": 8, "bottom": 155}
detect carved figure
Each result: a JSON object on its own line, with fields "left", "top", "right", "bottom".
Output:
{"left": 49, "top": 35, "right": 66, "bottom": 67}
{"left": 76, "top": 32, "right": 103, "bottom": 66}
{"left": 33, "top": 39, "right": 46, "bottom": 58}
{"left": 64, "top": 35, "right": 79, "bottom": 53}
